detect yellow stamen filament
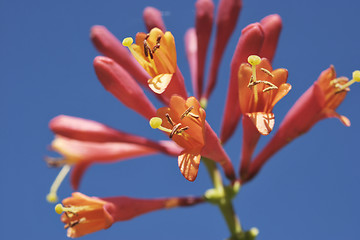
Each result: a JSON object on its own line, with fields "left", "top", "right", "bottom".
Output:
{"left": 248, "top": 55, "right": 261, "bottom": 105}
{"left": 46, "top": 164, "right": 71, "bottom": 203}
{"left": 335, "top": 70, "right": 360, "bottom": 92}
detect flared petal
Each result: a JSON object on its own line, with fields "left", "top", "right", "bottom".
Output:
{"left": 178, "top": 152, "right": 201, "bottom": 181}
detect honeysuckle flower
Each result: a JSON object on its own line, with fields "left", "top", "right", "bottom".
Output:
{"left": 194, "top": 0, "right": 214, "bottom": 99}
{"left": 239, "top": 55, "right": 290, "bottom": 178}
{"left": 204, "top": 0, "right": 242, "bottom": 99}
{"left": 143, "top": 7, "right": 166, "bottom": 33}
{"left": 91, "top": 25, "right": 150, "bottom": 86}
{"left": 93, "top": 56, "right": 156, "bottom": 120}
{"left": 220, "top": 23, "right": 264, "bottom": 143}
{"left": 55, "top": 192, "right": 204, "bottom": 238}
{"left": 150, "top": 96, "right": 206, "bottom": 181}
{"left": 46, "top": 135, "right": 164, "bottom": 201}
{"left": 259, "top": 14, "right": 282, "bottom": 63}
{"left": 150, "top": 95, "right": 236, "bottom": 181}
{"left": 122, "top": 28, "right": 177, "bottom": 94}
{"left": 239, "top": 55, "right": 291, "bottom": 134}
{"left": 49, "top": 115, "right": 182, "bottom": 155}
{"left": 243, "top": 67, "right": 359, "bottom": 183}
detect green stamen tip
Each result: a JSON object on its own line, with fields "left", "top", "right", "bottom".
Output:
{"left": 122, "top": 37, "right": 133, "bottom": 47}
{"left": 248, "top": 55, "right": 261, "bottom": 66}
{"left": 55, "top": 203, "right": 64, "bottom": 214}
{"left": 149, "top": 117, "right": 162, "bottom": 129}
{"left": 352, "top": 70, "right": 360, "bottom": 82}
{"left": 46, "top": 192, "right": 58, "bottom": 203}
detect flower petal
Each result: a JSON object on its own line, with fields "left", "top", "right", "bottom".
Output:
{"left": 148, "top": 73, "right": 173, "bottom": 94}
{"left": 178, "top": 152, "right": 201, "bottom": 182}
{"left": 246, "top": 112, "right": 275, "bottom": 135}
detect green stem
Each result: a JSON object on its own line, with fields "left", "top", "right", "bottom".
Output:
{"left": 202, "top": 158, "right": 243, "bottom": 239}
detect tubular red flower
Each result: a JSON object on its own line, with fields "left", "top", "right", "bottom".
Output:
{"left": 93, "top": 56, "right": 156, "bottom": 119}
{"left": 143, "top": 7, "right": 166, "bottom": 33}
{"left": 90, "top": 25, "right": 150, "bottom": 86}
{"left": 259, "top": 14, "right": 282, "bottom": 63}
{"left": 244, "top": 66, "right": 351, "bottom": 182}
{"left": 48, "top": 135, "right": 159, "bottom": 190}
{"left": 57, "top": 192, "right": 204, "bottom": 238}
{"left": 195, "top": 0, "right": 214, "bottom": 99}
{"left": 49, "top": 115, "right": 182, "bottom": 156}
{"left": 220, "top": 23, "right": 264, "bottom": 143}
{"left": 204, "top": 0, "right": 243, "bottom": 99}
{"left": 184, "top": 28, "right": 198, "bottom": 96}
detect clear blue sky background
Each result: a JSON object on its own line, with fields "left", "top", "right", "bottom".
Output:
{"left": 1, "top": 0, "right": 359, "bottom": 239}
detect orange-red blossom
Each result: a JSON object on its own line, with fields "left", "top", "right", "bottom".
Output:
{"left": 56, "top": 192, "right": 204, "bottom": 238}
{"left": 238, "top": 55, "right": 291, "bottom": 178}
{"left": 150, "top": 96, "right": 206, "bottom": 181}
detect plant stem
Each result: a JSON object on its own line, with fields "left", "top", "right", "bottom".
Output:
{"left": 202, "top": 158, "right": 243, "bottom": 239}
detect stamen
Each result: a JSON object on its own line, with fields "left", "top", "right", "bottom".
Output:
{"left": 45, "top": 157, "right": 67, "bottom": 167}
{"left": 335, "top": 70, "right": 360, "bottom": 93}
{"left": 180, "top": 106, "right": 200, "bottom": 119}
{"left": 55, "top": 203, "right": 77, "bottom": 215}
{"left": 177, "top": 126, "right": 189, "bottom": 134}
{"left": 261, "top": 68, "right": 274, "bottom": 77}
{"left": 152, "top": 35, "right": 161, "bottom": 53}
{"left": 165, "top": 113, "right": 174, "bottom": 126}
{"left": 149, "top": 117, "right": 172, "bottom": 134}
{"left": 46, "top": 164, "right": 71, "bottom": 203}
{"left": 180, "top": 106, "right": 194, "bottom": 119}
{"left": 170, "top": 123, "right": 182, "bottom": 138}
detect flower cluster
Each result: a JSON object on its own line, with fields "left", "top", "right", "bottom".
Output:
{"left": 46, "top": 0, "right": 358, "bottom": 238}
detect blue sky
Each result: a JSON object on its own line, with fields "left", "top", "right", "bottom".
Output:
{"left": 1, "top": 0, "right": 359, "bottom": 239}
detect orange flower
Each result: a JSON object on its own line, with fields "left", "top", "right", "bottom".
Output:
{"left": 243, "top": 67, "right": 359, "bottom": 183}
{"left": 56, "top": 192, "right": 114, "bottom": 238}
{"left": 150, "top": 96, "right": 206, "bottom": 181}
{"left": 122, "top": 28, "right": 176, "bottom": 94}
{"left": 238, "top": 55, "right": 291, "bottom": 135}
{"left": 238, "top": 55, "right": 291, "bottom": 178}
{"left": 55, "top": 192, "right": 204, "bottom": 238}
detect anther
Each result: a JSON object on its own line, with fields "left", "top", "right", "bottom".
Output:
{"left": 152, "top": 35, "right": 161, "bottom": 53}
{"left": 180, "top": 106, "right": 194, "bottom": 119}
{"left": 170, "top": 123, "right": 182, "bottom": 138}
{"left": 177, "top": 126, "right": 189, "bottom": 134}
{"left": 180, "top": 106, "right": 199, "bottom": 119}
{"left": 261, "top": 68, "right": 274, "bottom": 77}
{"left": 64, "top": 219, "right": 83, "bottom": 229}
{"left": 165, "top": 113, "right": 174, "bottom": 126}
